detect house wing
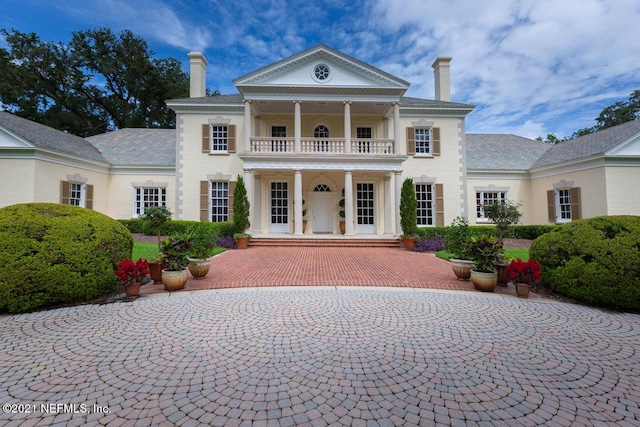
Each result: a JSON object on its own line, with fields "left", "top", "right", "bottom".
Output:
{"left": 233, "top": 44, "right": 410, "bottom": 94}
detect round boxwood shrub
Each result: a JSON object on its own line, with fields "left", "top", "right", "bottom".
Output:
{"left": 530, "top": 215, "right": 640, "bottom": 311}
{"left": 0, "top": 203, "right": 133, "bottom": 313}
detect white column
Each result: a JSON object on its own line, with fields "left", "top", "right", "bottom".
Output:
{"left": 344, "top": 101, "right": 352, "bottom": 154}
{"left": 393, "top": 102, "right": 400, "bottom": 154}
{"left": 244, "top": 169, "right": 253, "bottom": 231}
{"left": 294, "top": 170, "right": 303, "bottom": 236}
{"left": 253, "top": 173, "right": 261, "bottom": 234}
{"left": 244, "top": 100, "right": 252, "bottom": 152}
{"left": 384, "top": 174, "right": 392, "bottom": 235}
{"left": 294, "top": 101, "right": 301, "bottom": 153}
{"left": 394, "top": 170, "right": 402, "bottom": 236}
{"left": 345, "top": 171, "right": 354, "bottom": 235}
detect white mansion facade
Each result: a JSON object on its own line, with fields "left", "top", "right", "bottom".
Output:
{"left": 1, "top": 45, "right": 639, "bottom": 235}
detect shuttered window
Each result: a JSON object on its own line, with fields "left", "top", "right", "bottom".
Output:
{"left": 202, "top": 124, "right": 236, "bottom": 153}
{"left": 547, "top": 187, "right": 581, "bottom": 223}
{"left": 200, "top": 180, "right": 233, "bottom": 222}
{"left": 407, "top": 127, "right": 440, "bottom": 156}
{"left": 416, "top": 183, "right": 434, "bottom": 226}
{"left": 60, "top": 180, "right": 93, "bottom": 209}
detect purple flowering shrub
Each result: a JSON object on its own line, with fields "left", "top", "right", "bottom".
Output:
{"left": 413, "top": 237, "right": 444, "bottom": 252}
{"left": 216, "top": 236, "right": 236, "bottom": 249}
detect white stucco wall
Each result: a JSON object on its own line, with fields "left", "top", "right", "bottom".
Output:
{"left": 0, "top": 158, "right": 35, "bottom": 208}
{"left": 604, "top": 165, "right": 640, "bottom": 215}
{"left": 529, "top": 166, "right": 608, "bottom": 224}
{"left": 106, "top": 173, "right": 176, "bottom": 219}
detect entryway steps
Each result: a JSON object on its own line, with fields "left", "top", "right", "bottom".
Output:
{"left": 249, "top": 237, "right": 401, "bottom": 248}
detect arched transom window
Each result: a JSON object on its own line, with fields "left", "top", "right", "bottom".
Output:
{"left": 314, "top": 125, "right": 330, "bottom": 152}
{"left": 314, "top": 184, "right": 331, "bottom": 192}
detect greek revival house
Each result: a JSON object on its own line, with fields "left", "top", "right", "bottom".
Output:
{"left": 1, "top": 44, "right": 639, "bottom": 234}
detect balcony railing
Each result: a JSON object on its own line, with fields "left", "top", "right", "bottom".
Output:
{"left": 249, "top": 137, "right": 395, "bottom": 155}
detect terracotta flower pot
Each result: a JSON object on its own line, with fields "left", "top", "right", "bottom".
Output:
{"left": 516, "top": 282, "right": 530, "bottom": 298}
{"left": 162, "top": 268, "right": 188, "bottom": 291}
{"left": 149, "top": 261, "right": 167, "bottom": 283}
{"left": 235, "top": 236, "right": 248, "bottom": 249}
{"left": 495, "top": 263, "right": 508, "bottom": 287}
{"left": 402, "top": 237, "right": 416, "bottom": 251}
{"left": 124, "top": 282, "right": 141, "bottom": 297}
{"left": 471, "top": 270, "right": 497, "bottom": 292}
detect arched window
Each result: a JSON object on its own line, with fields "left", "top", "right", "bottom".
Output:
{"left": 314, "top": 125, "right": 329, "bottom": 152}
{"left": 314, "top": 184, "right": 331, "bottom": 192}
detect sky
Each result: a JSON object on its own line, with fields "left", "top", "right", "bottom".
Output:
{"left": 1, "top": 0, "right": 639, "bottom": 139}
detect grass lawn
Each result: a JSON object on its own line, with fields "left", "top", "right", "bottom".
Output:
{"left": 132, "top": 242, "right": 225, "bottom": 260}
{"left": 436, "top": 248, "right": 529, "bottom": 262}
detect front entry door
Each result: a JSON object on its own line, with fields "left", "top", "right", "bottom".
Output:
{"left": 269, "top": 181, "right": 289, "bottom": 233}
{"left": 356, "top": 182, "right": 375, "bottom": 234}
{"left": 312, "top": 192, "right": 333, "bottom": 233}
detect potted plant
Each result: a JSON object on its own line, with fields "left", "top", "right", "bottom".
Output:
{"left": 114, "top": 258, "right": 149, "bottom": 298}
{"left": 139, "top": 206, "right": 172, "bottom": 282}
{"left": 160, "top": 231, "right": 193, "bottom": 291}
{"left": 482, "top": 200, "right": 522, "bottom": 286}
{"left": 399, "top": 178, "right": 418, "bottom": 250}
{"left": 506, "top": 258, "right": 541, "bottom": 298}
{"left": 465, "top": 233, "right": 502, "bottom": 292}
{"left": 338, "top": 189, "right": 345, "bottom": 235}
{"left": 233, "top": 175, "right": 251, "bottom": 249}
{"left": 444, "top": 216, "right": 474, "bottom": 280}
{"left": 187, "top": 223, "right": 216, "bottom": 279}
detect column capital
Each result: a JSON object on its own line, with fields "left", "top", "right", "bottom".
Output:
{"left": 343, "top": 100, "right": 352, "bottom": 105}
{"left": 243, "top": 168, "right": 253, "bottom": 173}
{"left": 293, "top": 100, "right": 302, "bottom": 104}
{"left": 243, "top": 99, "right": 252, "bottom": 104}
{"left": 393, "top": 170, "right": 402, "bottom": 175}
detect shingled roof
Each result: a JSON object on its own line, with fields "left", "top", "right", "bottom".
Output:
{"left": 0, "top": 111, "right": 107, "bottom": 163}
{"left": 85, "top": 128, "right": 175, "bottom": 167}
{"left": 466, "top": 134, "right": 551, "bottom": 170}
{"left": 532, "top": 119, "right": 640, "bottom": 168}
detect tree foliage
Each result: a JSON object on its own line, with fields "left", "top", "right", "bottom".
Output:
{"left": 0, "top": 27, "right": 189, "bottom": 137}
{"left": 233, "top": 175, "right": 251, "bottom": 234}
{"left": 399, "top": 178, "right": 418, "bottom": 237}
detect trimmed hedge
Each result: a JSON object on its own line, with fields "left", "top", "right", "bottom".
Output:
{"left": 118, "top": 219, "right": 236, "bottom": 238}
{"left": 416, "top": 224, "right": 556, "bottom": 240}
{"left": 530, "top": 216, "right": 640, "bottom": 311}
{"left": 0, "top": 203, "right": 133, "bottom": 313}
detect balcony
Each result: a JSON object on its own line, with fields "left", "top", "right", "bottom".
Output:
{"left": 249, "top": 137, "right": 396, "bottom": 155}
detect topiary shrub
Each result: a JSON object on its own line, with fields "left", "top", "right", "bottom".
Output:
{"left": 0, "top": 203, "right": 133, "bottom": 313}
{"left": 530, "top": 215, "right": 640, "bottom": 311}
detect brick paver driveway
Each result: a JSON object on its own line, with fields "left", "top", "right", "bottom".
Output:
{"left": 2, "top": 288, "right": 640, "bottom": 426}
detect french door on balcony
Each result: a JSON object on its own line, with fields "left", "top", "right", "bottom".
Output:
{"left": 356, "top": 182, "right": 375, "bottom": 234}
{"left": 269, "top": 181, "right": 289, "bottom": 233}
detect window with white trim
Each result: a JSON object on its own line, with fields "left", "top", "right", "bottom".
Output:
{"left": 210, "top": 181, "right": 229, "bottom": 222}
{"left": 134, "top": 187, "right": 167, "bottom": 216}
{"left": 476, "top": 191, "right": 507, "bottom": 220}
{"left": 414, "top": 128, "right": 431, "bottom": 154}
{"left": 210, "top": 125, "right": 228, "bottom": 152}
{"left": 556, "top": 189, "right": 571, "bottom": 221}
{"left": 416, "top": 183, "right": 434, "bottom": 226}
{"left": 69, "top": 183, "right": 84, "bottom": 206}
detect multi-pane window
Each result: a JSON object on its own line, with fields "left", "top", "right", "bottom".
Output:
{"left": 210, "top": 125, "right": 228, "bottom": 152}
{"left": 210, "top": 181, "right": 229, "bottom": 222}
{"left": 414, "top": 128, "right": 431, "bottom": 154}
{"left": 271, "top": 126, "right": 287, "bottom": 152}
{"left": 476, "top": 191, "right": 507, "bottom": 220}
{"left": 135, "top": 188, "right": 167, "bottom": 216}
{"left": 416, "top": 184, "right": 434, "bottom": 226}
{"left": 69, "top": 183, "right": 83, "bottom": 206}
{"left": 557, "top": 189, "right": 571, "bottom": 221}
{"left": 314, "top": 125, "right": 330, "bottom": 152}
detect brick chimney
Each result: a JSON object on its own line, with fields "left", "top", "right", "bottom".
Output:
{"left": 188, "top": 52, "right": 208, "bottom": 98}
{"left": 431, "top": 56, "right": 452, "bottom": 102}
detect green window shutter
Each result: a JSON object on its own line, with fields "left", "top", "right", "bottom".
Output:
{"left": 60, "top": 181, "right": 70, "bottom": 205}
{"left": 200, "top": 181, "right": 209, "bottom": 221}
{"left": 432, "top": 127, "right": 441, "bottom": 156}
{"left": 85, "top": 185, "right": 94, "bottom": 210}
{"left": 570, "top": 187, "right": 581, "bottom": 220}
{"left": 227, "top": 125, "right": 236, "bottom": 153}
{"left": 406, "top": 127, "right": 415, "bottom": 156}
{"left": 435, "top": 183, "right": 444, "bottom": 226}
{"left": 202, "top": 124, "right": 210, "bottom": 153}
{"left": 547, "top": 190, "right": 556, "bottom": 223}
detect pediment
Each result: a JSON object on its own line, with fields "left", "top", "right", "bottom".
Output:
{"left": 0, "top": 127, "right": 34, "bottom": 148}
{"left": 606, "top": 133, "right": 640, "bottom": 157}
{"left": 234, "top": 45, "right": 409, "bottom": 91}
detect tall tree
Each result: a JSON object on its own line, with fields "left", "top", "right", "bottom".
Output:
{"left": 568, "top": 90, "right": 640, "bottom": 139}
{"left": 0, "top": 28, "right": 189, "bottom": 137}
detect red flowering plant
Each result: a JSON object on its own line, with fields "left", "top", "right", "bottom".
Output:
{"left": 114, "top": 258, "right": 149, "bottom": 287}
{"left": 506, "top": 258, "right": 541, "bottom": 285}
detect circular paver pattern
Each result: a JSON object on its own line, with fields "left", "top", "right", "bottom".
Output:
{"left": 1, "top": 289, "right": 640, "bottom": 426}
